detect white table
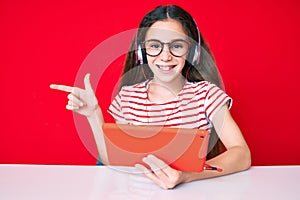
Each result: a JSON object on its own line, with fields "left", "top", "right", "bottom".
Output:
{"left": 0, "top": 164, "right": 299, "bottom": 200}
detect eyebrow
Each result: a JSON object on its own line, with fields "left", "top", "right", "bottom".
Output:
{"left": 145, "top": 38, "right": 188, "bottom": 43}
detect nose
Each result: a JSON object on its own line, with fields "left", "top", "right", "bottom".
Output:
{"left": 159, "top": 45, "right": 172, "bottom": 61}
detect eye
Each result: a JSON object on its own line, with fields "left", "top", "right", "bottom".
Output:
{"left": 171, "top": 43, "right": 184, "bottom": 49}
{"left": 170, "top": 40, "right": 188, "bottom": 49}
{"left": 150, "top": 43, "right": 161, "bottom": 49}
{"left": 145, "top": 40, "right": 162, "bottom": 50}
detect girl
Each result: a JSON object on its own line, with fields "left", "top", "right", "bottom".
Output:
{"left": 50, "top": 5, "right": 251, "bottom": 189}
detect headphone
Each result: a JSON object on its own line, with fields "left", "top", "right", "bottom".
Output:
{"left": 136, "top": 43, "right": 147, "bottom": 65}
{"left": 135, "top": 21, "right": 201, "bottom": 66}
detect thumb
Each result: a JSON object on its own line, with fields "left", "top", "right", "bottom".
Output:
{"left": 84, "top": 73, "right": 93, "bottom": 92}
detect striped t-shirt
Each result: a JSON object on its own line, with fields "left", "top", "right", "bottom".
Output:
{"left": 108, "top": 80, "right": 232, "bottom": 130}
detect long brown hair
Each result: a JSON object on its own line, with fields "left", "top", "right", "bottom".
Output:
{"left": 120, "top": 5, "right": 226, "bottom": 160}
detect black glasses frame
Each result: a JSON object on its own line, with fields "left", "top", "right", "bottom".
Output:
{"left": 141, "top": 39, "right": 190, "bottom": 57}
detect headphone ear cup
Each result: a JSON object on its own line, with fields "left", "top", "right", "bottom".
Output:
{"left": 192, "top": 45, "right": 200, "bottom": 65}
{"left": 136, "top": 45, "right": 148, "bottom": 65}
{"left": 136, "top": 45, "right": 144, "bottom": 65}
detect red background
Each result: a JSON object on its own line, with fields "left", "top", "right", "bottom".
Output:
{"left": 1, "top": 0, "right": 299, "bottom": 166}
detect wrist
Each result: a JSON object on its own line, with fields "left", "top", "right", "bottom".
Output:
{"left": 181, "top": 171, "right": 192, "bottom": 183}
{"left": 87, "top": 105, "right": 102, "bottom": 120}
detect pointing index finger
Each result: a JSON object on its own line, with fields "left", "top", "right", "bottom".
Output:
{"left": 50, "top": 84, "right": 75, "bottom": 93}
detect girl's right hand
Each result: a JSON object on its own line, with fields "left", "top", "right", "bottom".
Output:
{"left": 50, "top": 73, "right": 99, "bottom": 117}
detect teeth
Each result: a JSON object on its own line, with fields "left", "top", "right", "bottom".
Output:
{"left": 161, "top": 66, "right": 171, "bottom": 71}
{"left": 158, "top": 65, "right": 173, "bottom": 71}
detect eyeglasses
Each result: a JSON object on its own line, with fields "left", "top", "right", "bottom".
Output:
{"left": 142, "top": 39, "right": 190, "bottom": 57}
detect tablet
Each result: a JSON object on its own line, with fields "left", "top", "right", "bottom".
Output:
{"left": 102, "top": 123, "right": 210, "bottom": 172}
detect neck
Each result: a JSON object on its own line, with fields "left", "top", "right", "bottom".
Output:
{"left": 148, "top": 76, "right": 185, "bottom": 102}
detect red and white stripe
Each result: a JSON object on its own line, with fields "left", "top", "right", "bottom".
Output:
{"left": 108, "top": 80, "right": 231, "bottom": 130}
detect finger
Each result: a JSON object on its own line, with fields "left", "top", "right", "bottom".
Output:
{"left": 142, "top": 155, "right": 169, "bottom": 180}
{"left": 135, "top": 164, "right": 167, "bottom": 189}
{"left": 146, "top": 155, "right": 170, "bottom": 171}
{"left": 67, "top": 93, "right": 85, "bottom": 107}
{"left": 50, "top": 84, "right": 74, "bottom": 93}
{"left": 84, "top": 73, "right": 93, "bottom": 92}
{"left": 146, "top": 155, "right": 178, "bottom": 177}
{"left": 66, "top": 104, "right": 79, "bottom": 110}
{"left": 67, "top": 100, "right": 80, "bottom": 109}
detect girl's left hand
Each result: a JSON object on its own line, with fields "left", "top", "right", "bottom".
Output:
{"left": 134, "top": 154, "right": 186, "bottom": 189}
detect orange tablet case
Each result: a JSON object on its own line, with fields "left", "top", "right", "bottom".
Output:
{"left": 102, "top": 123, "right": 210, "bottom": 172}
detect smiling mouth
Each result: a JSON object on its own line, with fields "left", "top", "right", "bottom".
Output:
{"left": 156, "top": 65, "right": 176, "bottom": 71}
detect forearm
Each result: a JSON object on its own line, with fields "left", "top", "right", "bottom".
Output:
{"left": 183, "top": 145, "right": 251, "bottom": 183}
{"left": 86, "top": 106, "right": 109, "bottom": 165}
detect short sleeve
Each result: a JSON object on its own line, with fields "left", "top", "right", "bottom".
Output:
{"left": 107, "top": 90, "right": 126, "bottom": 123}
{"left": 204, "top": 82, "right": 232, "bottom": 121}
